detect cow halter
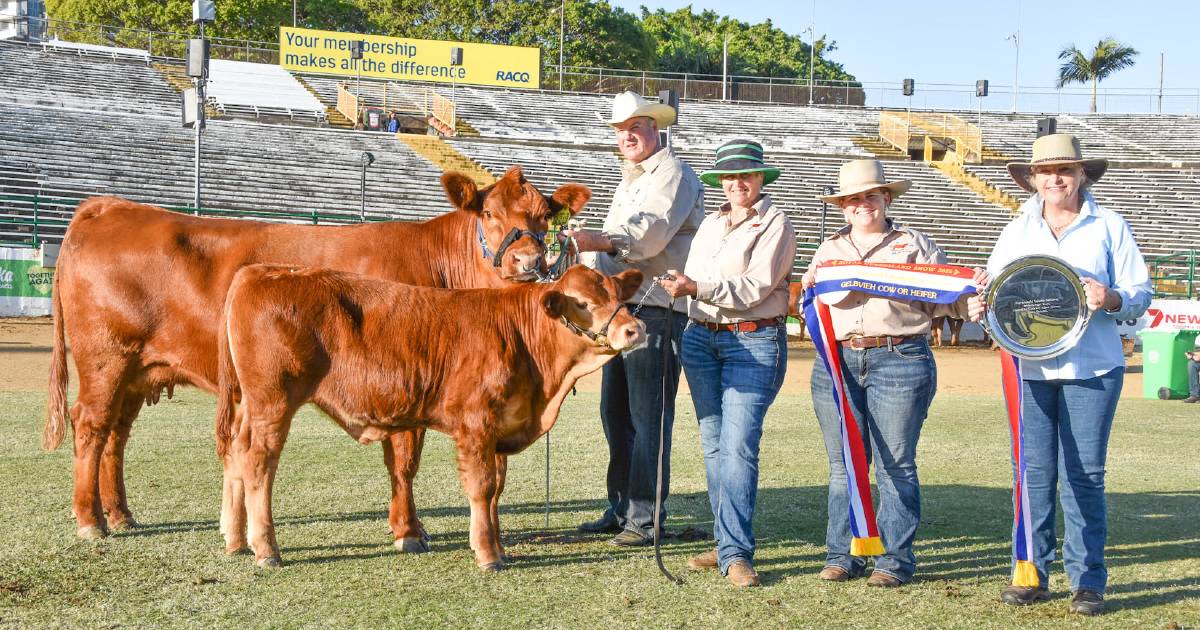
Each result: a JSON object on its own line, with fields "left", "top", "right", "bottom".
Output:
{"left": 476, "top": 221, "right": 547, "bottom": 268}
{"left": 560, "top": 303, "right": 626, "bottom": 348}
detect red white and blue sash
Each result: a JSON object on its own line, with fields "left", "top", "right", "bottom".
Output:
{"left": 803, "top": 260, "right": 977, "bottom": 556}
{"left": 999, "top": 350, "right": 1039, "bottom": 587}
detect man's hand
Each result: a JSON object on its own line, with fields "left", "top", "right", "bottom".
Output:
{"left": 562, "top": 228, "right": 613, "bottom": 254}
{"left": 657, "top": 269, "right": 697, "bottom": 298}
{"left": 800, "top": 269, "right": 816, "bottom": 291}
{"left": 1082, "top": 277, "right": 1120, "bottom": 312}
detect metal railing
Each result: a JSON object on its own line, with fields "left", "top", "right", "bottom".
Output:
{"left": 1148, "top": 250, "right": 1198, "bottom": 299}
{"left": 13, "top": 15, "right": 1200, "bottom": 114}
{"left": 0, "top": 192, "right": 385, "bottom": 249}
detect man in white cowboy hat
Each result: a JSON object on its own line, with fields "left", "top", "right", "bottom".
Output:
{"left": 801, "top": 158, "right": 980, "bottom": 589}
{"left": 567, "top": 90, "right": 704, "bottom": 546}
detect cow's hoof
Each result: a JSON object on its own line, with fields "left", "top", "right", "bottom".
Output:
{"left": 76, "top": 525, "right": 108, "bottom": 541}
{"left": 394, "top": 536, "right": 430, "bottom": 553}
{"left": 256, "top": 556, "right": 282, "bottom": 569}
{"left": 478, "top": 561, "right": 505, "bottom": 573}
{"left": 420, "top": 527, "right": 432, "bottom": 544}
{"left": 108, "top": 517, "right": 139, "bottom": 532}
{"left": 224, "top": 542, "right": 250, "bottom": 556}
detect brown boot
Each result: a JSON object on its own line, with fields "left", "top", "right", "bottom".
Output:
{"left": 866, "top": 571, "right": 904, "bottom": 587}
{"left": 726, "top": 559, "right": 760, "bottom": 587}
{"left": 687, "top": 549, "right": 718, "bottom": 571}
{"left": 818, "top": 566, "right": 853, "bottom": 582}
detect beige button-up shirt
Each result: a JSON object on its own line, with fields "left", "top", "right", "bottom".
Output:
{"left": 685, "top": 194, "right": 796, "bottom": 323}
{"left": 805, "top": 220, "right": 969, "bottom": 340}
{"left": 581, "top": 147, "right": 705, "bottom": 311}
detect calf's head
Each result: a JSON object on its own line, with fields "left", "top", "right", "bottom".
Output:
{"left": 443, "top": 166, "right": 590, "bottom": 282}
{"left": 541, "top": 266, "right": 646, "bottom": 352}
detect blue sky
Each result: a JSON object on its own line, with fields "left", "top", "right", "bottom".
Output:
{"left": 608, "top": 0, "right": 1200, "bottom": 112}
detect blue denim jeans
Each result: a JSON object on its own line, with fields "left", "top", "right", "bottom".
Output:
{"left": 1188, "top": 359, "right": 1200, "bottom": 398}
{"left": 811, "top": 338, "right": 937, "bottom": 582}
{"left": 1017, "top": 367, "right": 1123, "bottom": 592}
{"left": 680, "top": 322, "right": 787, "bottom": 573}
{"left": 599, "top": 305, "right": 685, "bottom": 538}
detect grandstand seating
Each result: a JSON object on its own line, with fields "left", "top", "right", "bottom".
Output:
{"left": 206, "top": 59, "right": 326, "bottom": 124}
{"left": 2, "top": 44, "right": 1196, "bottom": 280}
{"left": 0, "top": 102, "right": 457, "bottom": 244}
{"left": 0, "top": 40, "right": 177, "bottom": 115}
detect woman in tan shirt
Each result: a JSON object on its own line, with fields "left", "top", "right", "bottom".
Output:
{"left": 802, "top": 159, "right": 975, "bottom": 588}
{"left": 659, "top": 139, "right": 796, "bottom": 588}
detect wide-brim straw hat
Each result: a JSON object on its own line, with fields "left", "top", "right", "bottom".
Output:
{"left": 1006, "top": 133, "right": 1108, "bottom": 193}
{"left": 819, "top": 159, "right": 911, "bottom": 203}
{"left": 594, "top": 90, "right": 677, "bottom": 128}
{"left": 699, "top": 139, "right": 781, "bottom": 187}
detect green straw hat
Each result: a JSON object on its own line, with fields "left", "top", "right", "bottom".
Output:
{"left": 698, "top": 139, "right": 781, "bottom": 187}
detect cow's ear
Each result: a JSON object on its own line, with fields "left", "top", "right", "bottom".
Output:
{"left": 541, "top": 291, "right": 567, "bottom": 319}
{"left": 613, "top": 270, "right": 643, "bottom": 303}
{"left": 550, "top": 183, "right": 591, "bottom": 217}
{"left": 442, "top": 172, "right": 480, "bottom": 213}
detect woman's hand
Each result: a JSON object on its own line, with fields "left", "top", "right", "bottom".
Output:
{"left": 966, "top": 267, "right": 989, "bottom": 323}
{"left": 657, "top": 269, "right": 697, "bottom": 298}
{"left": 1082, "top": 277, "right": 1121, "bottom": 312}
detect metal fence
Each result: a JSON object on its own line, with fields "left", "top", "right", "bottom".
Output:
{"left": 12, "top": 16, "right": 1200, "bottom": 114}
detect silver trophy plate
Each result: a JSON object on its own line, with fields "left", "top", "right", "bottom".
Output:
{"left": 983, "top": 254, "right": 1091, "bottom": 360}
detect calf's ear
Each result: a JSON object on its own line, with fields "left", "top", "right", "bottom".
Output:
{"left": 613, "top": 270, "right": 643, "bottom": 303}
{"left": 550, "top": 184, "right": 591, "bottom": 217}
{"left": 442, "top": 172, "right": 480, "bottom": 213}
{"left": 541, "top": 291, "right": 568, "bottom": 319}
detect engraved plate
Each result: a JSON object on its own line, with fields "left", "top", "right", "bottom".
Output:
{"left": 983, "top": 255, "right": 1091, "bottom": 360}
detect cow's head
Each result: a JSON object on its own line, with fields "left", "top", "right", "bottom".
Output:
{"left": 541, "top": 266, "right": 645, "bottom": 352}
{"left": 442, "top": 166, "right": 591, "bottom": 282}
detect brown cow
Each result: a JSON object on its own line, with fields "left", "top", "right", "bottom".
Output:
{"left": 930, "top": 315, "right": 965, "bottom": 347}
{"left": 787, "top": 281, "right": 807, "bottom": 341}
{"left": 214, "top": 264, "right": 644, "bottom": 571}
{"left": 43, "top": 167, "right": 588, "bottom": 548}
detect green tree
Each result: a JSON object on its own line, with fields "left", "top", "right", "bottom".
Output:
{"left": 1056, "top": 37, "right": 1139, "bottom": 113}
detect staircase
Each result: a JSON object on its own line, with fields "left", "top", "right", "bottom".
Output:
{"left": 851, "top": 136, "right": 909, "bottom": 160}
{"left": 930, "top": 160, "right": 1021, "bottom": 213}
{"left": 152, "top": 63, "right": 222, "bottom": 119}
{"left": 294, "top": 76, "right": 354, "bottom": 129}
{"left": 398, "top": 135, "right": 496, "bottom": 187}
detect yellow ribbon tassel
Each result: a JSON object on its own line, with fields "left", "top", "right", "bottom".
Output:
{"left": 850, "top": 536, "right": 885, "bottom": 557}
{"left": 1012, "top": 560, "right": 1039, "bottom": 587}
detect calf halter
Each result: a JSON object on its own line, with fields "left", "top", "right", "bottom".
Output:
{"left": 560, "top": 302, "right": 626, "bottom": 348}
{"left": 476, "top": 221, "right": 547, "bottom": 268}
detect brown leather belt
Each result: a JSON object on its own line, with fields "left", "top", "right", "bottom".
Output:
{"left": 693, "top": 317, "right": 781, "bottom": 333}
{"left": 839, "top": 335, "right": 914, "bottom": 350}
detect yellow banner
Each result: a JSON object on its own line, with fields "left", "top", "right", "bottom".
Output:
{"left": 279, "top": 27, "right": 541, "bottom": 89}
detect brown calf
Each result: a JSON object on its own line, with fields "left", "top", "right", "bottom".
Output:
{"left": 215, "top": 265, "right": 644, "bottom": 571}
{"left": 930, "top": 315, "right": 965, "bottom": 347}
{"left": 43, "top": 167, "right": 587, "bottom": 548}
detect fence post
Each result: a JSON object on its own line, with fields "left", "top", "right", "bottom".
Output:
{"left": 1190, "top": 248, "right": 1196, "bottom": 300}
{"left": 641, "top": 70, "right": 646, "bottom": 94}
{"left": 32, "top": 191, "right": 40, "bottom": 249}
{"left": 683, "top": 74, "right": 688, "bottom": 100}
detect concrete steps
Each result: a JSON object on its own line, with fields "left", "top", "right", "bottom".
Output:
{"left": 398, "top": 134, "right": 496, "bottom": 187}
{"left": 851, "top": 136, "right": 909, "bottom": 160}
{"left": 294, "top": 76, "right": 354, "bottom": 129}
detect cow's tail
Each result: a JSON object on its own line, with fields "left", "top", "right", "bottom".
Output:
{"left": 43, "top": 254, "right": 69, "bottom": 451}
{"left": 214, "top": 293, "right": 240, "bottom": 460}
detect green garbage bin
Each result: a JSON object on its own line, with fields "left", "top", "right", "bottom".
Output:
{"left": 1137, "top": 329, "right": 1200, "bottom": 399}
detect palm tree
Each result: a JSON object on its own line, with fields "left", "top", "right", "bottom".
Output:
{"left": 1056, "top": 38, "right": 1139, "bottom": 112}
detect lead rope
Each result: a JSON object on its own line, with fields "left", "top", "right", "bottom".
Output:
{"left": 654, "top": 292, "right": 683, "bottom": 585}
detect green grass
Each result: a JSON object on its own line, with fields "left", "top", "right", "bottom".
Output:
{"left": 0, "top": 388, "right": 1197, "bottom": 628}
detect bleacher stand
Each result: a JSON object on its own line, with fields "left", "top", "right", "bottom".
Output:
{"left": 206, "top": 59, "right": 327, "bottom": 124}
{"left": 40, "top": 36, "right": 150, "bottom": 62}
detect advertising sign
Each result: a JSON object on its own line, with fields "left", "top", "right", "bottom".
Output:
{"left": 0, "top": 247, "right": 54, "bottom": 316}
{"left": 279, "top": 27, "right": 541, "bottom": 89}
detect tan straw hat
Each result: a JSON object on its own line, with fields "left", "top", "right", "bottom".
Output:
{"left": 819, "top": 159, "right": 911, "bottom": 203}
{"left": 595, "top": 91, "right": 677, "bottom": 128}
{"left": 1006, "top": 133, "right": 1108, "bottom": 193}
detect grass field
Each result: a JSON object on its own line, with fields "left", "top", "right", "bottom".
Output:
{"left": 1, "top": 385, "right": 1197, "bottom": 628}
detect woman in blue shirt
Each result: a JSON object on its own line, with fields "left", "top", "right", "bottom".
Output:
{"left": 969, "top": 134, "right": 1151, "bottom": 616}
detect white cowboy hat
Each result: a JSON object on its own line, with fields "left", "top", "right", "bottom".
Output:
{"left": 819, "top": 159, "right": 911, "bottom": 203}
{"left": 595, "top": 91, "right": 677, "bottom": 128}
{"left": 1006, "top": 133, "right": 1108, "bottom": 193}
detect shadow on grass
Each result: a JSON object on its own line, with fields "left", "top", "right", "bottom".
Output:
{"left": 121, "top": 484, "right": 1199, "bottom": 610}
